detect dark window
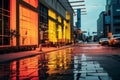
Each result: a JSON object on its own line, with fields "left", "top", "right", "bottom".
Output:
{"left": 3, "top": 37, "right": 10, "bottom": 45}
{"left": 0, "top": 0, "right": 2, "bottom": 8}
{"left": 114, "top": 24, "right": 120, "bottom": 26}
{"left": 39, "top": 3, "right": 48, "bottom": 24}
{"left": 0, "top": 0, "right": 10, "bottom": 46}
{"left": 0, "top": 9, "right": 2, "bottom": 14}
{"left": 114, "top": 16, "right": 120, "bottom": 19}
{"left": 0, "top": 15, "right": 2, "bottom": 35}
{"left": 4, "top": 0, "right": 9, "bottom": 10}
{"left": 115, "top": 29, "right": 120, "bottom": 33}
{"left": 4, "top": 16, "right": 10, "bottom": 35}
{"left": 0, "top": 36, "right": 2, "bottom": 45}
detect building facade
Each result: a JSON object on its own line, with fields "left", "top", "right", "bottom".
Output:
{"left": 76, "top": 9, "right": 81, "bottom": 29}
{"left": 39, "top": 0, "right": 74, "bottom": 45}
{"left": 97, "top": 11, "right": 108, "bottom": 38}
{"left": 0, "top": 0, "right": 74, "bottom": 48}
{"left": 0, "top": 0, "right": 38, "bottom": 47}
{"left": 106, "top": 0, "right": 120, "bottom": 34}
{"left": 0, "top": 0, "right": 10, "bottom": 46}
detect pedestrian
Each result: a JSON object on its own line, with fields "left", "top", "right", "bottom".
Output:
{"left": 45, "top": 40, "right": 49, "bottom": 47}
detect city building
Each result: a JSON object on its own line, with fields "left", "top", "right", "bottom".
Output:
{"left": 39, "top": 0, "right": 74, "bottom": 46}
{"left": 0, "top": 0, "right": 38, "bottom": 50}
{"left": 97, "top": 11, "right": 108, "bottom": 38}
{"left": 0, "top": 0, "right": 74, "bottom": 51}
{"left": 106, "top": 0, "right": 120, "bottom": 34}
{"left": 76, "top": 9, "right": 81, "bottom": 29}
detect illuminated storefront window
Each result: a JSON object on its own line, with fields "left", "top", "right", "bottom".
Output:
{"left": 48, "top": 10, "right": 56, "bottom": 19}
{"left": 48, "top": 20, "right": 57, "bottom": 42}
{"left": 0, "top": 0, "right": 10, "bottom": 46}
{"left": 58, "top": 25, "right": 62, "bottom": 40}
{"left": 58, "top": 16, "right": 62, "bottom": 23}
{"left": 63, "top": 19, "right": 71, "bottom": 43}
{"left": 66, "top": 12, "right": 71, "bottom": 43}
{"left": 57, "top": 16, "right": 62, "bottom": 43}
{"left": 23, "top": 0, "right": 38, "bottom": 8}
{"left": 19, "top": 5, "right": 38, "bottom": 45}
{"left": 63, "top": 20, "right": 67, "bottom": 40}
{"left": 66, "top": 22, "right": 71, "bottom": 41}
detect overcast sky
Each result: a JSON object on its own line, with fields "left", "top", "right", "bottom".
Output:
{"left": 70, "top": 0, "right": 106, "bottom": 35}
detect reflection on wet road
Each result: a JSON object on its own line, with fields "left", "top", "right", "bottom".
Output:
{"left": 0, "top": 48, "right": 72, "bottom": 80}
{"left": 1, "top": 44, "right": 120, "bottom": 80}
{"left": 74, "top": 54, "right": 112, "bottom": 80}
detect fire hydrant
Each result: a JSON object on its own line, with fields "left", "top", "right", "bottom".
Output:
{"left": 39, "top": 44, "right": 42, "bottom": 51}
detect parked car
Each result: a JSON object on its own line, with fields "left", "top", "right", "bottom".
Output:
{"left": 108, "top": 34, "right": 120, "bottom": 46}
{"left": 78, "top": 40, "right": 83, "bottom": 43}
{"left": 99, "top": 38, "right": 108, "bottom": 45}
{"left": 112, "top": 37, "right": 120, "bottom": 46}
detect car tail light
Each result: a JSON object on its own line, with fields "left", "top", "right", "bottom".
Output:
{"left": 114, "top": 39, "right": 118, "bottom": 43}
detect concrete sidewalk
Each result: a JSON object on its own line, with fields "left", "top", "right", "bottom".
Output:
{"left": 0, "top": 45, "right": 72, "bottom": 63}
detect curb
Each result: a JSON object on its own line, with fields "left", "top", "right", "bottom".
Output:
{"left": 0, "top": 45, "right": 72, "bottom": 64}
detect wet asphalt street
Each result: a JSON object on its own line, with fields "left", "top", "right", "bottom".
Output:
{"left": 0, "top": 43, "right": 120, "bottom": 80}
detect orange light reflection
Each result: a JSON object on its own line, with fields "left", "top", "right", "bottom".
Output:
{"left": 23, "top": 0, "right": 38, "bottom": 8}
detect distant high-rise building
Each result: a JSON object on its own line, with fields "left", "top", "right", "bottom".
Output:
{"left": 76, "top": 9, "right": 81, "bottom": 29}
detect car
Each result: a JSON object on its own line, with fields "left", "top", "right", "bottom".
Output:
{"left": 108, "top": 34, "right": 120, "bottom": 46}
{"left": 78, "top": 40, "right": 83, "bottom": 43}
{"left": 112, "top": 37, "right": 120, "bottom": 46}
{"left": 99, "top": 38, "right": 108, "bottom": 45}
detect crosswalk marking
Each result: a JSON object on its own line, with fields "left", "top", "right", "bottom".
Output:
{"left": 73, "top": 54, "right": 112, "bottom": 80}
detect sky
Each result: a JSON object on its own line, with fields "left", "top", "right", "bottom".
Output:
{"left": 70, "top": 0, "right": 106, "bottom": 35}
